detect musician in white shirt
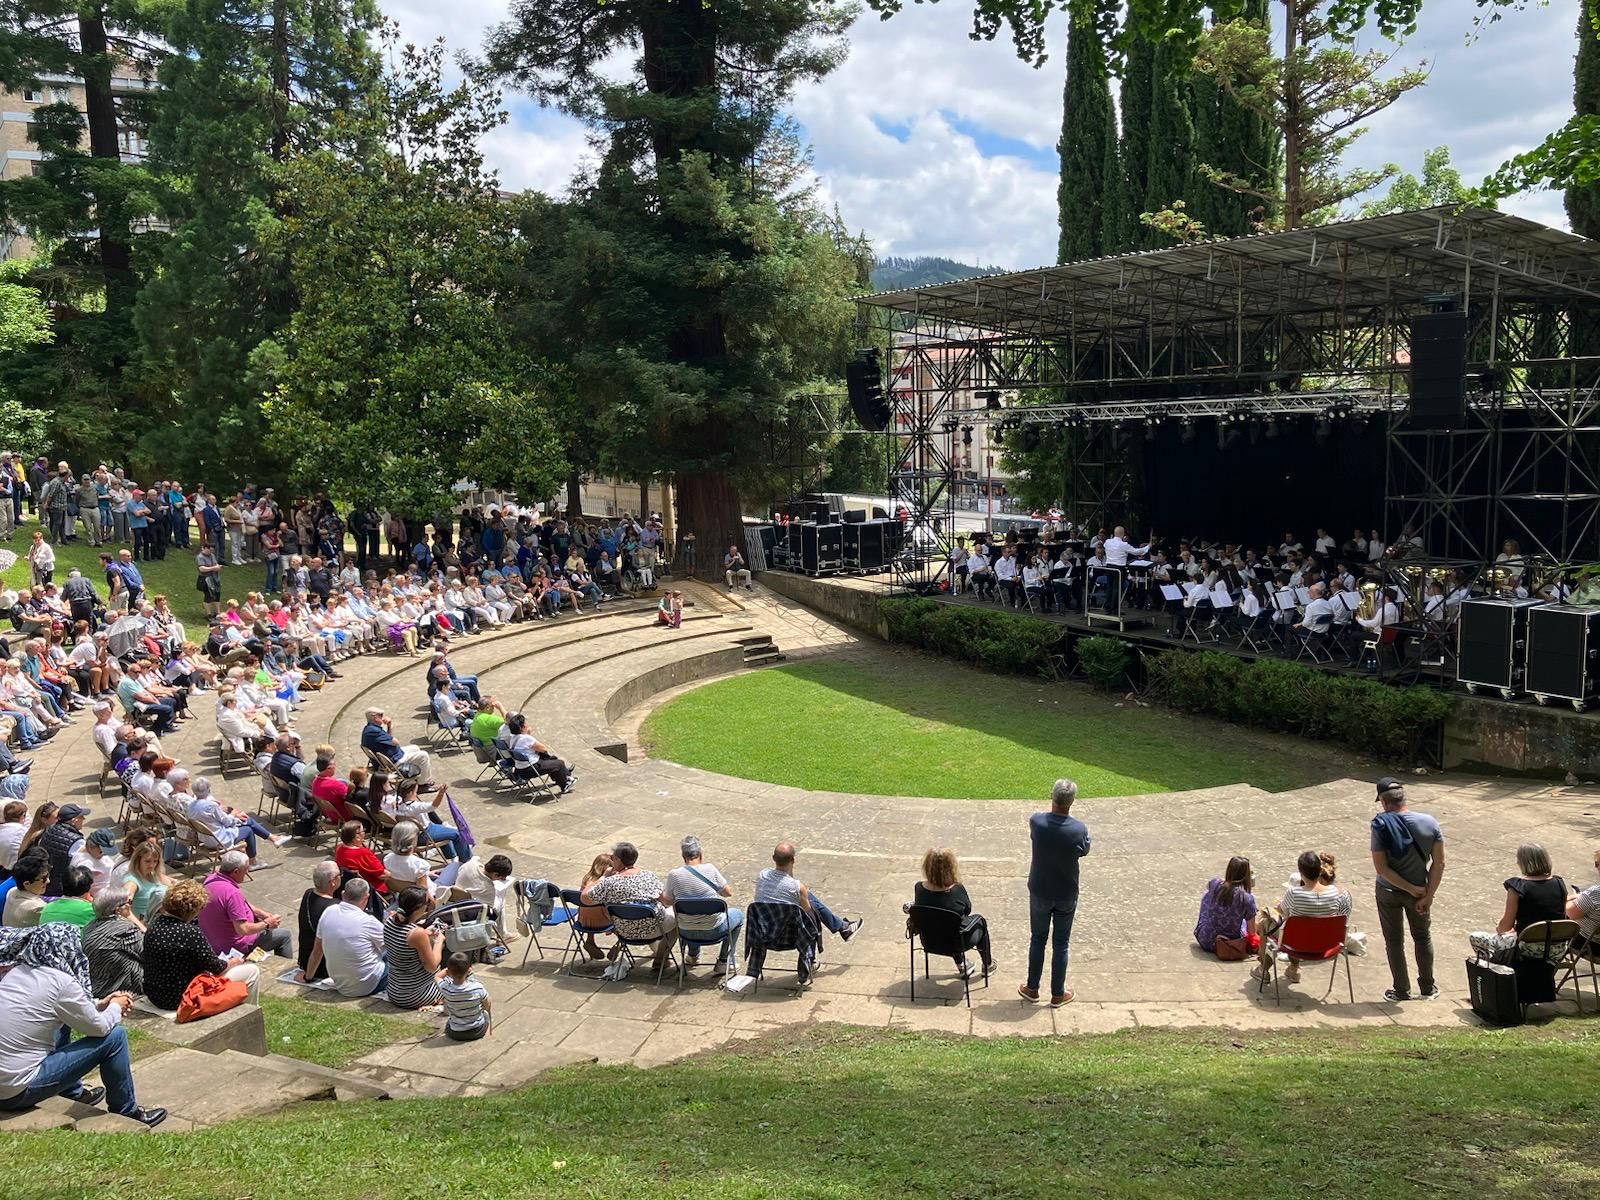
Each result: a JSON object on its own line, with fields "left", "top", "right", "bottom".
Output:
{"left": 1367, "top": 530, "right": 1385, "bottom": 562}
{"left": 1295, "top": 583, "right": 1335, "bottom": 633}
{"left": 948, "top": 544, "right": 968, "bottom": 593}
{"left": 1494, "top": 538, "right": 1526, "bottom": 582}
{"left": 1313, "top": 529, "right": 1336, "bottom": 556}
{"left": 1021, "top": 560, "right": 1044, "bottom": 608}
{"left": 1422, "top": 580, "right": 1447, "bottom": 623}
{"left": 1049, "top": 549, "right": 1074, "bottom": 612}
{"left": 1358, "top": 586, "right": 1401, "bottom": 633}
{"left": 993, "top": 547, "right": 1020, "bottom": 606}
{"left": 967, "top": 549, "right": 994, "bottom": 600}
{"left": 1327, "top": 579, "right": 1355, "bottom": 628}
{"left": 1279, "top": 533, "right": 1303, "bottom": 555}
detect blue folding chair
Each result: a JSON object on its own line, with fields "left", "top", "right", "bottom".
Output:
{"left": 674, "top": 896, "right": 735, "bottom": 988}
{"left": 604, "top": 901, "right": 677, "bottom": 985}
{"left": 515, "top": 880, "right": 571, "bottom": 967}
{"left": 557, "top": 886, "right": 615, "bottom": 972}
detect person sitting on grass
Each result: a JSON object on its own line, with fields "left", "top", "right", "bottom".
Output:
{"left": 440, "top": 951, "right": 492, "bottom": 1041}
{"left": 912, "top": 847, "right": 994, "bottom": 980}
{"left": 0, "top": 922, "right": 166, "bottom": 1128}
{"left": 1194, "top": 856, "right": 1260, "bottom": 956}
{"left": 1252, "top": 850, "right": 1352, "bottom": 986}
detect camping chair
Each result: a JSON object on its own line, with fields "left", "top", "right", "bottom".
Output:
{"left": 557, "top": 886, "right": 616, "bottom": 972}
{"left": 674, "top": 896, "right": 734, "bottom": 988}
{"left": 1514, "top": 919, "right": 1581, "bottom": 1016}
{"left": 903, "top": 903, "right": 989, "bottom": 1008}
{"left": 604, "top": 901, "right": 678, "bottom": 985}
{"left": 1258, "top": 913, "right": 1353, "bottom": 1005}
{"left": 514, "top": 880, "right": 570, "bottom": 967}
{"left": 744, "top": 900, "right": 821, "bottom": 993}
{"left": 1555, "top": 933, "right": 1600, "bottom": 1014}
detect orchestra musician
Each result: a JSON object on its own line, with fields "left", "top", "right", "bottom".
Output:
{"left": 1358, "top": 585, "right": 1401, "bottom": 633}
{"left": 994, "top": 545, "right": 1020, "bottom": 607}
{"left": 967, "top": 545, "right": 994, "bottom": 601}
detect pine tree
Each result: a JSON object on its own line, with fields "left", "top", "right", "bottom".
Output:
{"left": 1142, "top": 38, "right": 1195, "bottom": 247}
{"left": 1056, "top": 11, "right": 1118, "bottom": 263}
{"left": 1208, "top": 0, "right": 1280, "bottom": 233}
{"left": 1569, "top": 1, "right": 1600, "bottom": 239}
{"left": 1118, "top": 29, "right": 1155, "bottom": 253}
{"left": 135, "top": 0, "right": 380, "bottom": 487}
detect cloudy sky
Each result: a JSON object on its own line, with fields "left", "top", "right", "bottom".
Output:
{"left": 384, "top": 0, "right": 1580, "bottom": 269}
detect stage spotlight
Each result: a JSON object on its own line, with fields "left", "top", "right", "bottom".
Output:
{"left": 977, "top": 389, "right": 1002, "bottom": 410}
{"left": 1265, "top": 418, "right": 1279, "bottom": 439}
{"left": 961, "top": 425, "right": 973, "bottom": 446}
{"left": 1180, "top": 419, "right": 1196, "bottom": 443}
{"left": 941, "top": 418, "right": 960, "bottom": 435}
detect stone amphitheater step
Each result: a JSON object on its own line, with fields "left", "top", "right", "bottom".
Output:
{"left": 209, "top": 1048, "right": 402, "bottom": 1101}
{"left": 128, "top": 1046, "right": 343, "bottom": 1126}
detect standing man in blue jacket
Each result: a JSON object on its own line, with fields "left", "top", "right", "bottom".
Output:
{"left": 1020, "top": 778, "right": 1091, "bottom": 1007}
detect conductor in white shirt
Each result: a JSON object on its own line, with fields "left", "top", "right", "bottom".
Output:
{"left": 1098, "top": 526, "right": 1150, "bottom": 614}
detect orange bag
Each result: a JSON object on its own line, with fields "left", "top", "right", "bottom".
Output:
{"left": 175, "top": 972, "right": 248, "bottom": 1023}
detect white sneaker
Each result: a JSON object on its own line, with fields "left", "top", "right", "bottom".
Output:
{"left": 270, "top": 834, "right": 290, "bottom": 848}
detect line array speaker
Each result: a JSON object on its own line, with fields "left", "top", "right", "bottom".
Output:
{"left": 1408, "top": 312, "right": 1468, "bottom": 430}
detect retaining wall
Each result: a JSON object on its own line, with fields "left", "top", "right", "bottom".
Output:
{"left": 760, "top": 572, "right": 887, "bottom": 639}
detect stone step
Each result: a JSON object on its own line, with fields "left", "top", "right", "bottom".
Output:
{"left": 212, "top": 1048, "right": 400, "bottom": 1101}
{"left": 130, "top": 1047, "right": 339, "bottom": 1125}
{"left": 743, "top": 651, "right": 785, "bottom": 667}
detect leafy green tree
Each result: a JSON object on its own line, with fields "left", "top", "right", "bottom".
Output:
{"left": 485, "top": 1, "right": 861, "bottom": 576}
{"left": 1056, "top": 3, "right": 1118, "bottom": 262}
{"left": 262, "top": 35, "right": 564, "bottom": 512}
{"left": 1142, "top": 36, "right": 1196, "bottom": 243}
{"left": 134, "top": 0, "right": 380, "bottom": 488}
{"left": 1208, "top": 0, "right": 1280, "bottom": 233}
{"left": 1361, "top": 145, "right": 1479, "bottom": 216}
{"left": 1116, "top": 27, "right": 1154, "bottom": 253}
{"left": 1568, "top": 2, "right": 1600, "bottom": 239}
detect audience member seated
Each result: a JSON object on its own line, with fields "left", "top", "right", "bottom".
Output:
{"left": 70, "top": 827, "right": 121, "bottom": 897}
{"left": 38, "top": 866, "right": 96, "bottom": 929}
{"left": 198, "top": 850, "right": 292, "bottom": 960}
{"left": 309, "top": 749, "right": 362, "bottom": 825}
{"left": 40, "top": 803, "right": 89, "bottom": 896}
{"left": 142, "top": 879, "right": 261, "bottom": 1009}
{"left": 384, "top": 820, "right": 442, "bottom": 898}
{"left": 754, "top": 841, "right": 863, "bottom": 943}
{"left": 303, "top": 877, "right": 388, "bottom": 998}
{"left": 429, "top": 667, "right": 472, "bottom": 733}
{"left": 3, "top": 852, "right": 49, "bottom": 927}
{"left": 911, "top": 847, "right": 994, "bottom": 979}
{"left": 664, "top": 834, "right": 743, "bottom": 975}
{"left": 82, "top": 890, "right": 145, "bottom": 996}
{"left": 0, "top": 923, "right": 166, "bottom": 1127}
{"left": 334, "top": 821, "right": 387, "bottom": 900}
{"left": 382, "top": 886, "right": 444, "bottom": 1010}
{"left": 501, "top": 712, "right": 573, "bottom": 793}
{"left": 1194, "top": 856, "right": 1260, "bottom": 955}
{"left": 360, "top": 706, "right": 436, "bottom": 788}
{"left": 574, "top": 852, "right": 616, "bottom": 961}
{"left": 185, "top": 772, "right": 286, "bottom": 866}
{"left": 295, "top": 861, "right": 343, "bottom": 982}
{"left": 1568, "top": 845, "right": 1600, "bottom": 957}
{"left": 1252, "top": 850, "right": 1351, "bottom": 985}
{"left": 453, "top": 853, "right": 513, "bottom": 943}
{"left": 1468, "top": 843, "right": 1569, "bottom": 963}
{"left": 383, "top": 780, "right": 470, "bottom": 862}
{"left": 122, "top": 838, "right": 171, "bottom": 921}
{"left": 583, "top": 841, "right": 675, "bottom": 972}
{"left": 467, "top": 696, "right": 506, "bottom": 748}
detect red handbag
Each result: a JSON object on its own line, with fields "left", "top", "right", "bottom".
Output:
{"left": 175, "top": 972, "right": 248, "bottom": 1023}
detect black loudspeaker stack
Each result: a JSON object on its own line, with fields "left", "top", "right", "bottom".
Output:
{"left": 845, "top": 348, "right": 890, "bottom": 432}
{"left": 801, "top": 523, "right": 843, "bottom": 575}
{"left": 1456, "top": 597, "right": 1543, "bottom": 696}
{"left": 1408, "top": 312, "right": 1469, "bottom": 430}
{"left": 842, "top": 519, "right": 901, "bottom": 572}
{"left": 1525, "top": 604, "right": 1600, "bottom": 710}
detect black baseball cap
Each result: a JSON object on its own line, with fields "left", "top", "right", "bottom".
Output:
{"left": 1375, "top": 776, "right": 1404, "bottom": 799}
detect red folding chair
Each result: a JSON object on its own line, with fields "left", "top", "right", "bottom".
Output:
{"left": 1259, "top": 913, "right": 1353, "bottom": 1004}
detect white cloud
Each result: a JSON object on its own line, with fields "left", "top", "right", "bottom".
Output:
{"left": 383, "top": 0, "right": 1585, "bottom": 264}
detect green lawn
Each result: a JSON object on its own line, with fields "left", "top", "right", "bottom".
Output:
{"left": 642, "top": 654, "right": 1361, "bottom": 797}
{"left": 2, "top": 1026, "right": 1596, "bottom": 1198}
{"left": 0, "top": 514, "right": 268, "bottom": 630}
{"left": 260, "top": 994, "right": 430, "bottom": 1070}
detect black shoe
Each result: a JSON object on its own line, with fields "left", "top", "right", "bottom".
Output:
{"left": 130, "top": 1106, "right": 168, "bottom": 1129}
{"left": 1420, "top": 986, "right": 1441, "bottom": 1000}
{"left": 1383, "top": 988, "right": 1411, "bottom": 1003}
{"left": 839, "top": 917, "right": 864, "bottom": 942}
{"left": 9, "top": 760, "right": 31, "bottom": 773}
{"left": 69, "top": 1085, "right": 105, "bottom": 1107}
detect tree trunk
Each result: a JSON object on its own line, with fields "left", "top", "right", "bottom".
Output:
{"left": 639, "top": 478, "right": 651, "bottom": 518}
{"left": 270, "top": 0, "right": 291, "bottom": 163}
{"left": 1281, "top": 0, "right": 1301, "bottom": 230}
{"left": 565, "top": 468, "right": 583, "bottom": 521}
{"left": 77, "top": 14, "right": 134, "bottom": 315}
{"left": 675, "top": 469, "right": 743, "bottom": 583}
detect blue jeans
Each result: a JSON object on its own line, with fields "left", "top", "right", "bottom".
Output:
{"left": 449, "top": 676, "right": 481, "bottom": 704}
{"left": 1, "top": 707, "right": 42, "bottom": 746}
{"left": 809, "top": 894, "right": 846, "bottom": 935}
{"left": 0, "top": 1023, "right": 137, "bottom": 1116}
{"left": 234, "top": 815, "right": 277, "bottom": 859}
{"left": 264, "top": 557, "right": 280, "bottom": 593}
{"left": 683, "top": 907, "right": 745, "bottom": 966}
{"left": 425, "top": 821, "right": 470, "bottom": 862}
{"left": 1026, "top": 895, "right": 1078, "bottom": 996}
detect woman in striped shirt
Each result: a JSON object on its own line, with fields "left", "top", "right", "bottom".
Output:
{"left": 381, "top": 887, "right": 444, "bottom": 1010}
{"left": 1252, "top": 850, "right": 1352, "bottom": 984}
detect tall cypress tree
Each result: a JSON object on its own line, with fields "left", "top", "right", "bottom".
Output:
{"left": 1569, "top": 0, "right": 1600, "bottom": 239}
{"left": 1118, "top": 28, "right": 1154, "bottom": 253}
{"left": 1189, "top": 70, "right": 1221, "bottom": 234}
{"left": 1142, "top": 38, "right": 1195, "bottom": 247}
{"left": 1209, "top": 0, "right": 1280, "bottom": 234}
{"left": 1056, "top": 12, "right": 1117, "bottom": 263}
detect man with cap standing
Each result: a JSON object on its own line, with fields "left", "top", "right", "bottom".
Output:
{"left": 61, "top": 568, "right": 99, "bottom": 631}
{"left": 1370, "top": 776, "right": 1445, "bottom": 1002}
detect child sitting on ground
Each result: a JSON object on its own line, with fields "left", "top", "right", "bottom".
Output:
{"left": 440, "top": 951, "right": 491, "bottom": 1042}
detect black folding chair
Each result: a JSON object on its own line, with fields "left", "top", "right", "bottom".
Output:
{"left": 903, "top": 903, "right": 989, "bottom": 1007}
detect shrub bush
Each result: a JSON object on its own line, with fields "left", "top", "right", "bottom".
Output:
{"left": 879, "top": 596, "right": 1065, "bottom": 678}
{"left": 1142, "top": 646, "right": 1454, "bottom": 763}
{"left": 1077, "top": 636, "right": 1132, "bottom": 691}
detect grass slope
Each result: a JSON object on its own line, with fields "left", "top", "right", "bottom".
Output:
{"left": 260, "top": 995, "right": 430, "bottom": 1070}
{"left": 0, "top": 515, "right": 268, "bottom": 631}
{"left": 642, "top": 655, "right": 1352, "bottom": 797}
{"left": 1, "top": 1027, "right": 1595, "bottom": 1198}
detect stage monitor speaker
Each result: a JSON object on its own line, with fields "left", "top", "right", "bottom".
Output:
{"left": 843, "top": 519, "right": 894, "bottom": 571}
{"left": 1408, "top": 312, "right": 1468, "bottom": 430}
{"left": 846, "top": 348, "right": 890, "bottom": 432}
{"left": 1525, "top": 604, "right": 1600, "bottom": 707}
{"left": 842, "top": 508, "right": 867, "bottom": 523}
{"left": 1456, "top": 596, "right": 1542, "bottom": 695}
{"left": 802, "top": 523, "right": 844, "bottom": 575}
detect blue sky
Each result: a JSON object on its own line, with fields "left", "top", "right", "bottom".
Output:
{"left": 386, "top": 0, "right": 1580, "bottom": 268}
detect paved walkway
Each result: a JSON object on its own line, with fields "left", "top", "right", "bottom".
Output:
{"left": 42, "top": 581, "right": 1600, "bottom": 1097}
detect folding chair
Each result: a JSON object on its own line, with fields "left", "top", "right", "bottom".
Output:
{"left": 216, "top": 735, "right": 251, "bottom": 777}
{"left": 557, "top": 886, "right": 616, "bottom": 972}
{"left": 1257, "top": 913, "right": 1352, "bottom": 1005}
{"left": 903, "top": 903, "right": 988, "bottom": 1007}
{"left": 255, "top": 765, "right": 283, "bottom": 821}
{"left": 1515, "top": 919, "right": 1581, "bottom": 1017}
{"left": 1293, "top": 618, "right": 1334, "bottom": 663}
{"left": 176, "top": 812, "right": 227, "bottom": 874}
{"left": 1555, "top": 933, "right": 1600, "bottom": 1014}
{"left": 515, "top": 880, "right": 571, "bottom": 967}
{"left": 745, "top": 900, "right": 820, "bottom": 993}
{"left": 469, "top": 739, "right": 499, "bottom": 783}
{"left": 1236, "top": 611, "right": 1276, "bottom": 654}
{"left": 604, "top": 901, "right": 677, "bottom": 985}
{"left": 674, "top": 896, "right": 735, "bottom": 988}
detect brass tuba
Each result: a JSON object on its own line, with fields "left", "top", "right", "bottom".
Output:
{"left": 1356, "top": 581, "right": 1379, "bottom": 621}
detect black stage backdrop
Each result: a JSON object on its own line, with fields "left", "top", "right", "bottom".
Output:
{"left": 1132, "top": 418, "right": 1387, "bottom": 551}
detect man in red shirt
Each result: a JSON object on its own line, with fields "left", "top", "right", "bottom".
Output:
{"left": 309, "top": 752, "right": 361, "bottom": 824}
{"left": 333, "top": 821, "right": 386, "bottom": 897}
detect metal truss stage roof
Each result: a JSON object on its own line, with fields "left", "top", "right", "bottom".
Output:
{"left": 858, "top": 206, "right": 1600, "bottom": 335}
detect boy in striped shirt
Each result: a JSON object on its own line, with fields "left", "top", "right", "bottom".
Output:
{"left": 440, "top": 952, "right": 491, "bottom": 1042}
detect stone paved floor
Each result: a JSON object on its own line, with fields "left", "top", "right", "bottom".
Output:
{"left": 43, "top": 580, "right": 1600, "bottom": 1096}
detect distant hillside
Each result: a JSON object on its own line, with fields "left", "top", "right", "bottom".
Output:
{"left": 870, "top": 255, "right": 1004, "bottom": 291}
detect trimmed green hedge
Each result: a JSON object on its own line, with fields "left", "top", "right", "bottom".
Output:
{"left": 1143, "top": 650, "right": 1455, "bottom": 762}
{"left": 880, "top": 596, "right": 1065, "bottom": 678}
{"left": 1077, "top": 635, "right": 1132, "bottom": 691}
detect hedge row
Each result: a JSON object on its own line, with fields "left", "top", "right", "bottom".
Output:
{"left": 879, "top": 596, "right": 1065, "bottom": 678}
{"left": 1143, "top": 650, "right": 1455, "bottom": 762}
